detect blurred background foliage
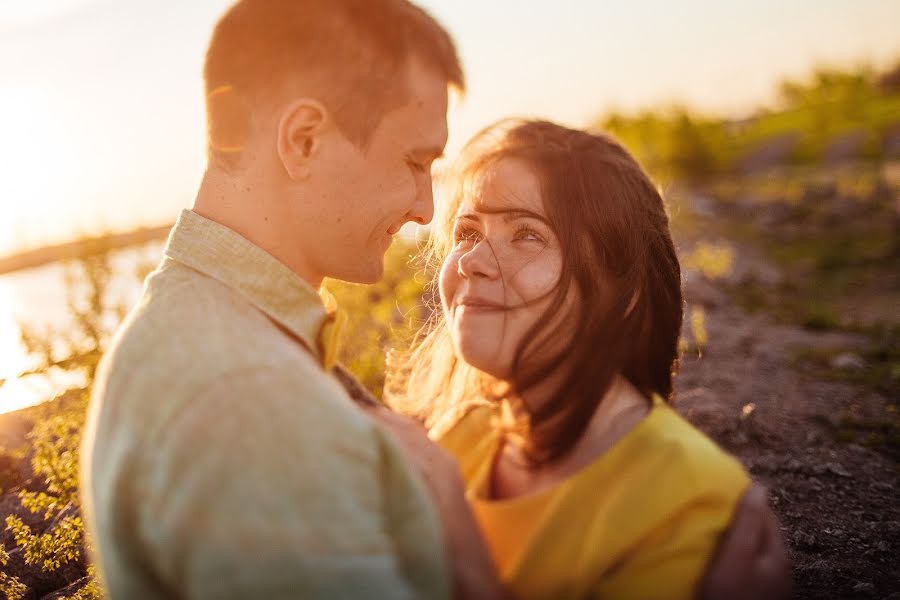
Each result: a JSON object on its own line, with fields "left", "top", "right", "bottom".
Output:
{"left": 324, "top": 239, "right": 432, "bottom": 398}
{"left": 600, "top": 62, "right": 900, "bottom": 183}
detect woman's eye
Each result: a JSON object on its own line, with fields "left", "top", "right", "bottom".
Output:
{"left": 513, "top": 225, "right": 544, "bottom": 243}
{"left": 454, "top": 227, "right": 481, "bottom": 245}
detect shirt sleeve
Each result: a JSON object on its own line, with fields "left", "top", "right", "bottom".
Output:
{"left": 132, "top": 365, "right": 446, "bottom": 600}
{"left": 592, "top": 491, "right": 746, "bottom": 600}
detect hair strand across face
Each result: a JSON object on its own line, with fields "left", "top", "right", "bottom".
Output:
{"left": 388, "top": 119, "right": 683, "bottom": 465}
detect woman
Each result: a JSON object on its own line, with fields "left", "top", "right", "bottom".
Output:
{"left": 385, "top": 119, "right": 773, "bottom": 599}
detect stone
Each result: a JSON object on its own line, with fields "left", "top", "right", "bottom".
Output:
{"left": 852, "top": 582, "right": 875, "bottom": 594}
{"left": 825, "top": 462, "right": 853, "bottom": 478}
{"left": 831, "top": 352, "right": 866, "bottom": 371}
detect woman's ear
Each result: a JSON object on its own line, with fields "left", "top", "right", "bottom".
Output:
{"left": 276, "top": 98, "right": 327, "bottom": 181}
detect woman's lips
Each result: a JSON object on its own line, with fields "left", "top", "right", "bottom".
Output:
{"left": 456, "top": 297, "right": 505, "bottom": 312}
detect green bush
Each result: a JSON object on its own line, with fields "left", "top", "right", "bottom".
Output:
{"left": 0, "top": 252, "right": 147, "bottom": 600}
{"left": 325, "top": 238, "right": 430, "bottom": 397}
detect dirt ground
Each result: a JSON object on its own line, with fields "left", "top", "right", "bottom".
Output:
{"left": 675, "top": 225, "right": 899, "bottom": 598}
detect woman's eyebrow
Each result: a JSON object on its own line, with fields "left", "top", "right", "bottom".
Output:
{"left": 455, "top": 213, "right": 480, "bottom": 223}
{"left": 499, "top": 209, "right": 548, "bottom": 224}
{"left": 455, "top": 208, "right": 548, "bottom": 225}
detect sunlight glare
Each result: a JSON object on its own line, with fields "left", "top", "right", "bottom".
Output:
{"left": 0, "top": 0, "right": 99, "bottom": 29}
{"left": 0, "top": 84, "right": 66, "bottom": 256}
{"left": 0, "top": 277, "right": 45, "bottom": 414}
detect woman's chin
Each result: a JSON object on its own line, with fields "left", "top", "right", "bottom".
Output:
{"left": 452, "top": 336, "right": 509, "bottom": 380}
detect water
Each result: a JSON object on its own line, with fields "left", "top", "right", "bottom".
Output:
{"left": 0, "top": 242, "right": 164, "bottom": 414}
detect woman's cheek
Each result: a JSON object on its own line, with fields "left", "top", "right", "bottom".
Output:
{"left": 513, "top": 254, "right": 562, "bottom": 301}
{"left": 438, "top": 252, "right": 460, "bottom": 319}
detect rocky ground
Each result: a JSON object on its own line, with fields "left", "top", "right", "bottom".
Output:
{"left": 676, "top": 298, "right": 899, "bottom": 599}
{"left": 675, "top": 182, "right": 899, "bottom": 599}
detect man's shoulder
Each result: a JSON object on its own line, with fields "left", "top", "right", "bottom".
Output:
{"left": 92, "top": 260, "right": 337, "bottom": 435}
{"left": 107, "top": 259, "right": 299, "bottom": 367}
{"left": 128, "top": 258, "right": 266, "bottom": 334}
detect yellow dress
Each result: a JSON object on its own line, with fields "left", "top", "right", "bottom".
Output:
{"left": 435, "top": 395, "right": 750, "bottom": 600}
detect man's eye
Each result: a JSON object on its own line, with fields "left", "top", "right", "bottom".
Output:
{"left": 407, "top": 159, "right": 428, "bottom": 173}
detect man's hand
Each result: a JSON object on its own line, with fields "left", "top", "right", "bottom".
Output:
{"left": 699, "top": 484, "right": 792, "bottom": 600}
{"left": 366, "top": 406, "right": 509, "bottom": 600}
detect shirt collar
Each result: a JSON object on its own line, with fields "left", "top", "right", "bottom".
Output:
{"left": 163, "top": 209, "right": 343, "bottom": 367}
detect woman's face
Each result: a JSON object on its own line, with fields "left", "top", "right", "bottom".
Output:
{"left": 439, "top": 158, "right": 569, "bottom": 380}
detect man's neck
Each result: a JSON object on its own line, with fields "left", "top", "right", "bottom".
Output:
{"left": 193, "top": 167, "right": 324, "bottom": 289}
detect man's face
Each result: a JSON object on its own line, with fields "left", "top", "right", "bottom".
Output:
{"left": 304, "top": 59, "right": 449, "bottom": 284}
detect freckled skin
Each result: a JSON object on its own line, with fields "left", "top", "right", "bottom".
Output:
{"left": 296, "top": 59, "right": 449, "bottom": 284}
{"left": 440, "top": 158, "right": 574, "bottom": 379}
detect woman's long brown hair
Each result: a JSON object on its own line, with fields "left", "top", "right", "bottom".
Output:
{"left": 386, "top": 119, "right": 683, "bottom": 465}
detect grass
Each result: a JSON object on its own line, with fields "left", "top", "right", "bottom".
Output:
{"left": 726, "top": 276, "right": 847, "bottom": 331}
{"left": 789, "top": 329, "right": 900, "bottom": 459}
{"left": 601, "top": 88, "right": 900, "bottom": 182}
{"left": 711, "top": 164, "right": 898, "bottom": 333}
{"left": 835, "top": 409, "right": 900, "bottom": 461}
{"left": 728, "top": 94, "right": 900, "bottom": 165}
{"left": 789, "top": 324, "right": 900, "bottom": 397}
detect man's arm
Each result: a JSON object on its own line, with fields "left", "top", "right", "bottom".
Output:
{"left": 698, "top": 484, "right": 792, "bottom": 600}
{"left": 134, "top": 367, "right": 443, "bottom": 599}
{"left": 366, "top": 406, "right": 510, "bottom": 600}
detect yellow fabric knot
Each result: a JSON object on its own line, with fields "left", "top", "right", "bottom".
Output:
{"left": 317, "top": 288, "right": 346, "bottom": 369}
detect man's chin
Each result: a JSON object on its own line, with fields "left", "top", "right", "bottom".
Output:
{"left": 334, "top": 262, "right": 385, "bottom": 285}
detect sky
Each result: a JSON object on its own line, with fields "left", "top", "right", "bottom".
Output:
{"left": 1, "top": 0, "right": 899, "bottom": 257}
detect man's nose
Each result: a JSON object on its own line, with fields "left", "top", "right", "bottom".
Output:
{"left": 407, "top": 176, "right": 435, "bottom": 225}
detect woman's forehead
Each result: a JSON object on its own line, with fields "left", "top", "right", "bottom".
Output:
{"left": 457, "top": 157, "right": 545, "bottom": 217}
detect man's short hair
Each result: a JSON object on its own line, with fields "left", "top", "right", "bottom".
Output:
{"left": 204, "top": 0, "right": 464, "bottom": 170}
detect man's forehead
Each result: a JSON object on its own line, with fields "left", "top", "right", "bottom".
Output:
{"left": 380, "top": 59, "right": 449, "bottom": 148}
{"left": 387, "top": 97, "right": 448, "bottom": 150}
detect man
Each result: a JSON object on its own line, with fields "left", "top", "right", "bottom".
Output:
{"left": 82, "top": 1, "right": 788, "bottom": 598}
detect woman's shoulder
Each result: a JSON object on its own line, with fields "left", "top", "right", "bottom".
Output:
{"left": 561, "top": 399, "right": 750, "bottom": 596}
{"left": 561, "top": 396, "right": 749, "bottom": 515}
{"left": 600, "top": 397, "right": 750, "bottom": 511}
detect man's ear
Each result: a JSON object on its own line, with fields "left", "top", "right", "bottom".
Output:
{"left": 276, "top": 99, "right": 327, "bottom": 181}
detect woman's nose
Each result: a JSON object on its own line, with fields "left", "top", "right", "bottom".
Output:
{"left": 457, "top": 239, "right": 500, "bottom": 280}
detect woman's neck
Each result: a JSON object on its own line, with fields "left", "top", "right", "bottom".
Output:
{"left": 491, "top": 374, "right": 650, "bottom": 501}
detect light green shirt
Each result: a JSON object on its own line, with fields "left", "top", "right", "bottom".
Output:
{"left": 81, "top": 209, "right": 449, "bottom": 599}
